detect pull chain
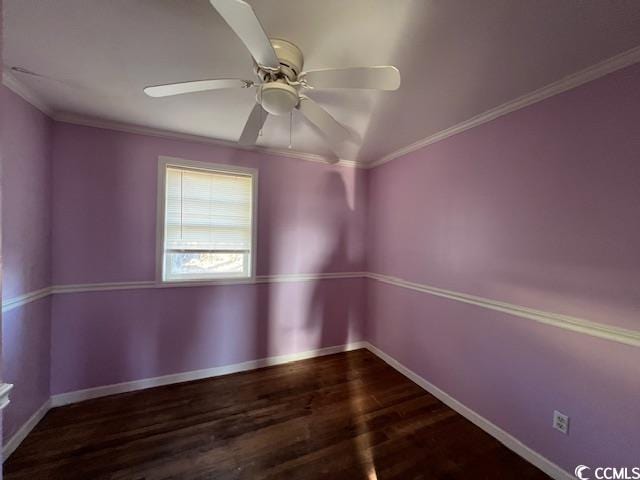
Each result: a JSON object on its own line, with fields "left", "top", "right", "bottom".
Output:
{"left": 258, "top": 89, "right": 264, "bottom": 137}
{"left": 288, "top": 111, "right": 293, "bottom": 149}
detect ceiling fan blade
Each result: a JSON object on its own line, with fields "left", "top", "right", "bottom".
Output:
{"left": 297, "top": 96, "right": 351, "bottom": 146}
{"left": 239, "top": 103, "right": 268, "bottom": 145}
{"left": 209, "top": 0, "right": 279, "bottom": 69}
{"left": 144, "top": 79, "right": 251, "bottom": 98}
{"left": 300, "top": 66, "right": 401, "bottom": 91}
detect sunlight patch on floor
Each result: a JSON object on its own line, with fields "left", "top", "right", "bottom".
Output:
{"left": 367, "top": 465, "right": 379, "bottom": 480}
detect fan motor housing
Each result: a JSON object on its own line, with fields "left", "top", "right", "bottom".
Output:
{"left": 271, "top": 38, "right": 303, "bottom": 79}
{"left": 259, "top": 82, "right": 299, "bottom": 115}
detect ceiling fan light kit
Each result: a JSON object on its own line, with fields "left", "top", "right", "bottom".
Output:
{"left": 255, "top": 39, "right": 303, "bottom": 115}
{"left": 259, "top": 80, "right": 299, "bottom": 115}
{"left": 143, "top": 0, "right": 402, "bottom": 162}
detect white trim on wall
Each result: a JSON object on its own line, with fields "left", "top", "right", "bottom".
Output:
{"left": 3, "top": 398, "right": 51, "bottom": 460}
{"left": 2, "top": 342, "right": 365, "bottom": 460}
{"left": 3, "top": 342, "right": 575, "bottom": 480}
{"left": 363, "top": 342, "right": 574, "bottom": 480}
{"left": 0, "top": 384, "right": 14, "bottom": 412}
{"left": 50, "top": 342, "right": 366, "bottom": 407}
{"left": 3, "top": 272, "right": 639, "bottom": 348}
{"left": 52, "top": 280, "right": 157, "bottom": 295}
{"left": 1, "top": 286, "right": 53, "bottom": 313}
{"left": 1, "top": 273, "right": 366, "bottom": 307}
{"left": 49, "top": 272, "right": 366, "bottom": 295}
{"left": 365, "top": 272, "right": 640, "bottom": 348}
{"left": 369, "top": 44, "right": 640, "bottom": 168}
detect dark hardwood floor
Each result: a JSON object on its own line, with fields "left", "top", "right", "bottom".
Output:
{"left": 5, "top": 349, "right": 548, "bottom": 479}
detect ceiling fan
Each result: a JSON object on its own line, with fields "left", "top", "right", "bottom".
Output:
{"left": 144, "top": 0, "right": 401, "bottom": 163}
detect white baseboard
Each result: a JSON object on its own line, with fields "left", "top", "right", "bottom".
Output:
{"left": 3, "top": 398, "right": 52, "bottom": 461}
{"left": 50, "top": 341, "right": 366, "bottom": 408}
{"left": 4, "top": 340, "right": 571, "bottom": 479}
{"left": 362, "top": 342, "right": 574, "bottom": 480}
{"left": 3, "top": 341, "right": 365, "bottom": 462}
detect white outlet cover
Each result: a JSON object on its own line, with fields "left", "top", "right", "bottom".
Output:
{"left": 553, "top": 410, "right": 569, "bottom": 434}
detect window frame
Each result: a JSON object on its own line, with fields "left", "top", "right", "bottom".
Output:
{"left": 156, "top": 155, "right": 258, "bottom": 284}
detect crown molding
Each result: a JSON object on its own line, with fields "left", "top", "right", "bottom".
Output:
{"left": 5, "top": 44, "right": 640, "bottom": 169}
{"left": 2, "top": 70, "right": 362, "bottom": 169}
{"left": 369, "top": 44, "right": 640, "bottom": 168}
{"left": 52, "top": 113, "right": 363, "bottom": 169}
{"left": 1, "top": 70, "right": 54, "bottom": 116}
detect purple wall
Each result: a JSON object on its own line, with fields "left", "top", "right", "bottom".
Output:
{"left": 51, "top": 123, "right": 366, "bottom": 284}
{"left": 366, "top": 63, "right": 640, "bottom": 471}
{"left": 1, "top": 3, "right": 4, "bottom": 471}
{"left": 0, "top": 86, "right": 53, "bottom": 441}
{"left": 51, "top": 279, "right": 364, "bottom": 393}
{"left": 3, "top": 54, "right": 638, "bottom": 475}
{"left": 49, "top": 123, "right": 367, "bottom": 394}
{"left": 2, "top": 91, "right": 52, "bottom": 299}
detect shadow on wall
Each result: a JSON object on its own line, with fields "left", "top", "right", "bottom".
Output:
{"left": 308, "top": 171, "right": 357, "bottom": 351}
{"left": 45, "top": 130, "right": 376, "bottom": 475}
{"left": 251, "top": 168, "right": 373, "bottom": 477}
{"left": 52, "top": 134, "right": 367, "bottom": 386}
{"left": 306, "top": 172, "right": 376, "bottom": 478}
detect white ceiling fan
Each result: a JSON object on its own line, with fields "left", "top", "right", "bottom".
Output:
{"left": 144, "top": 0, "right": 401, "bottom": 163}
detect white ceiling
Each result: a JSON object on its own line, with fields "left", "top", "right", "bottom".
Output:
{"left": 4, "top": 0, "right": 640, "bottom": 164}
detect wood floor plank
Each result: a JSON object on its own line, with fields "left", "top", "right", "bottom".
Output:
{"left": 4, "top": 349, "right": 549, "bottom": 479}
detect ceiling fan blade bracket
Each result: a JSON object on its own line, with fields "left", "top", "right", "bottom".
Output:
{"left": 297, "top": 77, "right": 313, "bottom": 89}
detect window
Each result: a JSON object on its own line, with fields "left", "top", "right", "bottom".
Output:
{"left": 157, "top": 156, "right": 257, "bottom": 282}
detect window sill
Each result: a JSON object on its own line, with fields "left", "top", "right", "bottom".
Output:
{"left": 157, "top": 276, "right": 256, "bottom": 288}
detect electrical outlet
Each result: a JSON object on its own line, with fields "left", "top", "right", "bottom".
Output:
{"left": 553, "top": 410, "right": 569, "bottom": 434}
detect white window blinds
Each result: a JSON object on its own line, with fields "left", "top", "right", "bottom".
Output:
{"left": 162, "top": 164, "right": 255, "bottom": 281}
